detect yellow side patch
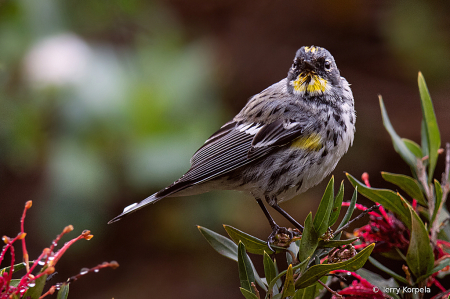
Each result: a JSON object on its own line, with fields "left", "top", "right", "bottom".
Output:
{"left": 291, "top": 73, "right": 327, "bottom": 94}
{"left": 291, "top": 133, "right": 323, "bottom": 151}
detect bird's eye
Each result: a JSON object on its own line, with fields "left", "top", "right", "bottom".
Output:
{"left": 324, "top": 60, "right": 332, "bottom": 71}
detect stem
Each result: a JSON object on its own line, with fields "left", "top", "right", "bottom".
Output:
{"left": 440, "top": 142, "right": 450, "bottom": 207}
{"left": 21, "top": 201, "right": 32, "bottom": 273}
{"left": 416, "top": 157, "right": 438, "bottom": 244}
{"left": 334, "top": 205, "right": 381, "bottom": 236}
{"left": 5, "top": 243, "right": 15, "bottom": 294}
{"left": 430, "top": 143, "right": 450, "bottom": 245}
{"left": 417, "top": 158, "right": 433, "bottom": 206}
{"left": 16, "top": 249, "right": 51, "bottom": 291}
{"left": 251, "top": 282, "right": 261, "bottom": 299}
{"left": 318, "top": 279, "right": 342, "bottom": 298}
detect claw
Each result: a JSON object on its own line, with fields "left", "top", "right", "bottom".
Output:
{"left": 267, "top": 224, "right": 295, "bottom": 252}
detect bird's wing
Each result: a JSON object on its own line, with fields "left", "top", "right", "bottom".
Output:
{"left": 248, "top": 119, "right": 308, "bottom": 155}
{"left": 156, "top": 118, "right": 316, "bottom": 197}
{"left": 157, "top": 121, "right": 268, "bottom": 196}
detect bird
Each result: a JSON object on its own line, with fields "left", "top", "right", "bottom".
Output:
{"left": 109, "top": 46, "right": 355, "bottom": 245}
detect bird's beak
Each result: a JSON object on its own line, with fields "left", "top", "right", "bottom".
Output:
{"left": 302, "top": 60, "right": 315, "bottom": 72}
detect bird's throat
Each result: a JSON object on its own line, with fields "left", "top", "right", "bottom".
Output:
{"left": 291, "top": 73, "right": 327, "bottom": 96}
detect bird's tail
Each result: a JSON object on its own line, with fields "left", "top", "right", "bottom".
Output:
{"left": 108, "top": 193, "right": 161, "bottom": 224}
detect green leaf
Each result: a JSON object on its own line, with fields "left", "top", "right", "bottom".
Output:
{"left": 357, "top": 268, "right": 401, "bottom": 299}
{"left": 263, "top": 251, "right": 277, "bottom": 291}
{"left": 432, "top": 179, "right": 443, "bottom": 224}
{"left": 368, "top": 257, "right": 409, "bottom": 284}
{"left": 402, "top": 138, "right": 423, "bottom": 158}
{"left": 224, "top": 225, "right": 284, "bottom": 255}
{"left": 0, "top": 261, "right": 33, "bottom": 275}
{"left": 298, "top": 213, "right": 318, "bottom": 268}
{"left": 418, "top": 72, "right": 441, "bottom": 182}
{"left": 337, "top": 187, "right": 357, "bottom": 231}
{"left": 381, "top": 172, "right": 426, "bottom": 206}
{"left": 329, "top": 181, "right": 344, "bottom": 226}
{"left": 318, "top": 237, "right": 358, "bottom": 248}
{"left": 198, "top": 225, "right": 238, "bottom": 261}
{"left": 238, "top": 242, "right": 256, "bottom": 293}
{"left": 56, "top": 283, "right": 70, "bottom": 299}
{"left": 313, "top": 177, "right": 334, "bottom": 236}
{"left": 9, "top": 279, "right": 21, "bottom": 287}
{"left": 357, "top": 268, "right": 399, "bottom": 288}
{"left": 346, "top": 173, "right": 411, "bottom": 228}
{"left": 295, "top": 243, "right": 375, "bottom": 289}
{"left": 437, "top": 206, "right": 450, "bottom": 242}
{"left": 421, "top": 120, "right": 429, "bottom": 163}
{"left": 417, "top": 256, "right": 450, "bottom": 282}
{"left": 292, "top": 284, "right": 317, "bottom": 299}
{"left": 266, "top": 257, "right": 311, "bottom": 297}
{"left": 286, "top": 241, "right": 299, "bottom": 265}
{"left": 379, "top": 95, "right": 418, "bottom": 169}
{"left": 281, "top": 264, "right": 296, "bottom": 298}
{"left": 199, "top": 226, "right": 265, "bottom": 291}
{"left": 23, "top": 274, "right": 47, "bottom": 299}
{"left": 240, "top": 287, "right": 259, "bottom": 299}
{"left": 406, "top": 205, "right": 434, "bottom": 281}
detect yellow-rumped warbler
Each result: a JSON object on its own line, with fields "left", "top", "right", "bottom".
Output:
{"left": 109, "top": 46, "right": 355, "bottom": 243}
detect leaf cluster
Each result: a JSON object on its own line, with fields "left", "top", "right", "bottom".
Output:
{"left": 198, "top": 72, "right": 450, "bottom": 298}
{"left": 199, "top": 178, "right": 374, "bottom": 299}
{"left": 345, "top": 73, "right": 450, "bottom": 298}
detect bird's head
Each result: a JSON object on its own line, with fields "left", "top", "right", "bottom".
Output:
{"left": 287, "top": 46, "right": 341, "bottom": 97}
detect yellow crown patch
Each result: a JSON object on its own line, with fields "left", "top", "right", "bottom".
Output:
{"left": 304, "top": 46, "right": 320, "bottom": 53}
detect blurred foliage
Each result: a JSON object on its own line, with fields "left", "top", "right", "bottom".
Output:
{"left": 0, "top": 0, "right": 225, "bottom": 233}
{"left": 381, "top": 0, "right": 450, "bottom": 83}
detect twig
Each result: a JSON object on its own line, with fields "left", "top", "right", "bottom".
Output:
{"left": 431, "top": 143, "right": 450, "bottom": 245}
{"left": 334, "top": 205, "right": 381, "bottom": 236}
{"left": 318, "top": 279, "right": 343, "bottom": 298}
{"left": 416, "top": 158, "right": 433, "bottom": 203}
{"left": 440, "top": 217, "right": 450, "bottom": 229}
{"left": 402, "top": 265, "right": 412, "bottom": 285}
{"left": 441, "top": 143, "right": 450, "bottom": 205}
{"left": 251, "top": 282, "right": 261, "bottom": 299}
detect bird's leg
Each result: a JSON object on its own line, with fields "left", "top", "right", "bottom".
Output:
{"left": 256, "top": 198, "right": 293, "bottom": 252}
{"left": 271, "top": 202, "right": 304, "bottom": 233}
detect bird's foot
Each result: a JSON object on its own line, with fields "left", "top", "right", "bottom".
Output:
{"left": 267, "top": 225, "right": 301, "bottom": 252}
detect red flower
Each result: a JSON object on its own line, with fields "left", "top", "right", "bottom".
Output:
{"left": 331, "top": 270, "right": 390, "bottom": 298}
{"left": 346, "top": 173, "right": 410, "bottom": 253}
{"left": 353, "top": 210, "right": 409, "bottom": 253}
{"left": 0, "top": 201, "right": 118, "bottom": 298}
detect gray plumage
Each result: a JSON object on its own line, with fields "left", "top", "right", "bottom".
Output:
{"left": 109, "top": 46, "right": 355, "bottom": 224}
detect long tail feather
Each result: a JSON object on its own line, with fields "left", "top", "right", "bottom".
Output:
{"left": 108, "top": 193, "right": 161, "bottom": 224}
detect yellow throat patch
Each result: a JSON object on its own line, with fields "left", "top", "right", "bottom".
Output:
{"left": 290, "top": 133, "right": 323, "bottom": 151}
{"left": 291, "top": 73, "right": 328, "bottom": 95}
